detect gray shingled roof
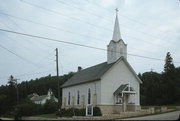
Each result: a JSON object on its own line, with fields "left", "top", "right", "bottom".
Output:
{"left": 61, "top": 61, "right": 115, "bottom": 88}
{"left": 31, "top": 95, "right": 47, "bottom": 101}
{"left": 113, "top": 84, "right": 128, "bottom": 95}
{"left": 61, "top": 57, "right": 142, "bottom": 88}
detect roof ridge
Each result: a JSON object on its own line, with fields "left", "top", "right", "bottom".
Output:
{"left": 79, "top": 61, "right": 107, "bottom": 72}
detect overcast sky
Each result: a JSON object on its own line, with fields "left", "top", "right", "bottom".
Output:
{"left": 0, "top": 0, "right": 180, "bottom": 85}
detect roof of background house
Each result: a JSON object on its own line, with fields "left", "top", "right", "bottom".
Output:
{"left": 31, "top": 95, "right": 47, "bottom": 101}
{"left": 61, "top": 57, "right": 142, "bottom": 88}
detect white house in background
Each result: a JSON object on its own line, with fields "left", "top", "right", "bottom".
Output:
{"left": 61, "top": 12, "right": 142, "bottom": 115}
{"left": 30, "top": 88, "right": 58, "bottom": 105}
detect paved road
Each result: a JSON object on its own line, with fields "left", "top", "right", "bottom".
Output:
{"left": 120, "top": 110, "right": 180, "bottom": 120}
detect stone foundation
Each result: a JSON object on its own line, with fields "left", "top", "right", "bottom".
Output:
{"left": 97, "top": 105, "right": 141, "bottom": 115}
{"left": 62, "top": 104, "right": 141, "bottom": 115}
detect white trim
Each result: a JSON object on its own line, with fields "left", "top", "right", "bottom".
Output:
{"left": 122, "top": 91, "right": 136, "bottom": 94}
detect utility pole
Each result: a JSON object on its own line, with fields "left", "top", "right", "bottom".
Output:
{"left": 14, "top": 78, "right": 20, "bottom": 104}
{"left": 56, "top": 48, "right": 60, "bottom": 109}
{"left": 8, "top": 76, "right": 19, "bottom": 104}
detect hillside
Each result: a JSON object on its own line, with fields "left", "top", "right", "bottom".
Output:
{"left": 0, "top": 72, "right": 74, "bottom": 115}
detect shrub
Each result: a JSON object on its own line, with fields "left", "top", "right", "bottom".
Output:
{"left": 12, "top": 102, "right": 43, "bottom": 120}
{"left": 57, "top": 107, "right": 101, "bottom": 117}
{"left": 13, "top": 103, "right": 43, "bottom": 116}
{"left": 93, "top": 107, "right": 102, "bottom": 116}
{"left": 58, "top": 108, "right": 85, "bottom": 117}
{"left": 74, "top": 108, "right": 85, "bottom": 116}
{"left": 42, "top": 99, "right": 58, "bottom": 114}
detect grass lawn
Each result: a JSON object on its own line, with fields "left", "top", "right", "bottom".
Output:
{"left": 35, "top": 113, "right": 58, "bottom": 118}
{"left": 141, "top": 105, "right": 177, "bottom": 110}
{"left": 118, "top": 109, "right": 177, "bottom": 120}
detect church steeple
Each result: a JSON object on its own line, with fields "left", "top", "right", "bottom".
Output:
{"left": 107, "top": 9, "right": 127, "bottom": 64}
{"left": 112, "top": 8, "right": 122, "bottom": 41}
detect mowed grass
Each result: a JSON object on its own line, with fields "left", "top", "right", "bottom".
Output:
{"left": 35, "top": 113, "right": 58, "bottom": 118}
{"left": 141, "top": 105, "right": 177, "bottom": 110}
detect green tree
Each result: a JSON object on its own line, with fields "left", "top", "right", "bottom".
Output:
{"left": 161, "top": 52, "right": 177, "bottom": 104}
{"left": 139, "top": 71, "right": 162, "bottom": 105}
{"left": 164, "top": 52, "right": 175, "bottom": 73}
{"left": 0, "top": 94, "right": 7, "bottom": 114}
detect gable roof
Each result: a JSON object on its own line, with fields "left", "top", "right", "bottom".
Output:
{"left": 114, "top": 84, "right": 128, "bottom": 95}
{"left": 31, "top": 95, "right": 47, "bottom": 101}
{"left": 114, "top": 84, "right": 136, "bottom": 95}
{"left": 61, "top": 57, "right": 142, "bottom": 88}
{"left": 61, "top": 61, "right": 115, "bottom": 88}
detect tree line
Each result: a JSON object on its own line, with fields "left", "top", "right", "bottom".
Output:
{"left": 0, "top": 52, "right": 179, "bottom": 116}
{"left": 0, "top": 72, "right": 74, "bottom": 115}
{"left": 139, "top": 52, "right": 180, "bottom": 105}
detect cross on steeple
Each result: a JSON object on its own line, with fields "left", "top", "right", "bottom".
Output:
{"left": 115, "top": 8, "right": 119, "bottom": 15}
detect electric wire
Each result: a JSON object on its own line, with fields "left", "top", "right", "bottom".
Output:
{"left": 0, "top": 43, "right": 39, "bottom": 67}
{"left": 20, "top": 0, "right": 112, "bottom": 32}
{"left": 0, "top": 28, "right": 179, "bottom": 64}
{"left": 0, "top": 12, "right": 170, "bottom": 50}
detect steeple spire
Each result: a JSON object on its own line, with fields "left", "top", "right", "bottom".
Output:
{"left": 112, "top": 8, "right": 122, "bottom": 41}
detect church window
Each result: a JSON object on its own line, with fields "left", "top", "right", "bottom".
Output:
{"left": 77, "top": 90, "right": 80, "bottom": 105}
{"left": 88, "top": 88, "right": 91, "bottom": 104}
{"left": 68, "top": 92, "right": 70, "bottom": 105}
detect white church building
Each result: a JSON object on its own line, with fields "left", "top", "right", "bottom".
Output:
{"left": 61, "top": 12, "right": 142, "bottom": 114}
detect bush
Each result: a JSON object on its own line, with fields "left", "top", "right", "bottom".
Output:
{"left": 12, "top": 102, "right": 43, "bottom": 120}
{"left": 11, "top": 98, "right": 42, "bottom": 119}
{"left": 42, "top": 99, "right": 58, "bottom": 114}
{"left": 57, "top": 107, "right": 101, "bottom": 117}
{"left": 74, "top": 108, "right": 86, "bottom": 116}
{"left": 12, "top": 98, "right": 59, "bottom": 119}
{"left": 13, "top": 103, "right": 43, "bottom": 116}
{"left": 93, "top": 107, "right": 102, "bottom": 116}
{"left": 58, "top": 108, "right": 85, "bottom": 117}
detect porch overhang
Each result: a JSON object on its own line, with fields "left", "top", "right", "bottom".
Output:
{"left": 114, "top": 84, "right": 136, "bottom": 95}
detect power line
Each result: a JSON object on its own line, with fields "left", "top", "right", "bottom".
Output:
{"left": 55, "top": 0, "right": 113, "bottom": 23}
{"left": 0, "top": 16, "right": 55, "bottom": 51}
{"left": 16, "top": 69, "right": 54, "bottom": 78}
{"left": 0, "top": 21, "right": 54, "bottom": 69}
{"left": 0, "top": 12, "right": 170, "bottom": 50}
{"left": 22, "top": 0, "right": 164, "bottom": 43}
{"left": 20, "top": 0, "right": 112, "bottom": 32}
{"left": 54, "top": 0, "right": 164, "bottom": 40}
{"left": 0, "top": 28, "right": 179, "bottom": 64}
{"left": 12, "top": 0, "right": 172, "bottom": 49}
{"left": 0, "top": 12, "right": 107, "bottom": 42}
{"left": 0, "top": 22, "right": 48, "bottom": 58}
{"left": 0, "top": 43, "right": 39, "bottom": 67}
{"left": 0, "top": 69, "right": 54, "bottom": 80}
{"left": 85, "top": 0, "right": 167, "bottom": 35}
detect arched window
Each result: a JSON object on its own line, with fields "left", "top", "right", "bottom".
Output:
{"left": 68, "top": 92, "right": 70, "bottom": 105}
{"left": 77, "top": 90, "right": 80, "bottom": 105}
{"left": 88, "top": 88, "right": 91, "bottom": 104}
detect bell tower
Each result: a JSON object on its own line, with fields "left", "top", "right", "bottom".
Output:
{"left": 107, "top": 9, "right": 127, "bottom": 64}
